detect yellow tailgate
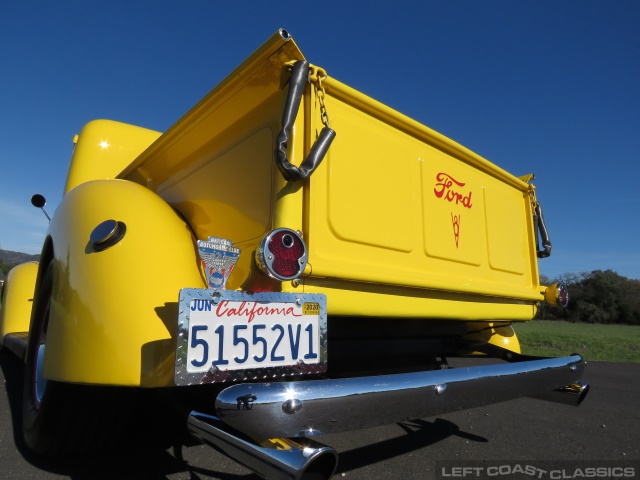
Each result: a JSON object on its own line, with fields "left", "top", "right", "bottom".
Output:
{"left": 113, "top": 30, "right": 542, "bottom": 320}
{"left": 301, "top": 77, "right": 541, "bottom": 318}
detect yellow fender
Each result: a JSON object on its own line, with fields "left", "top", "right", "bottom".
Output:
{"left": 463, "top": 321, "right": 522, "bottom": 355}
{"left": 0, "top": 262, "right": 39, "bottom": 350}
{"left": 44, "top": 179, "right": 205, "bottom": 387}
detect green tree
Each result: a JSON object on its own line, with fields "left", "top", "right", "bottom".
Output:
{"left": 537, "top": 270, "right": 640, "bottom": 325}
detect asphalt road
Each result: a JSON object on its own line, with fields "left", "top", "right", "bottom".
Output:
{"left": 1, "top": 349, "right": 639, "bottom": 480}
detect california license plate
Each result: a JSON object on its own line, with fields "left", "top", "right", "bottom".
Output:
{"left": 175, "top": 289, "right": 327, "bottom": 385}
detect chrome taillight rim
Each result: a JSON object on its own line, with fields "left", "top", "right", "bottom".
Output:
{"left": 255, "top": 228, "right": 308, "bottom": 281}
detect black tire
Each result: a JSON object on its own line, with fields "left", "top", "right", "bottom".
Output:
{"left": 22, "top": 262, "right": 136, "bottom": 459}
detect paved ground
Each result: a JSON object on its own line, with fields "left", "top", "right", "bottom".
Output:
{"left": 1, "top": 349, "right": 639, "bottom": 479}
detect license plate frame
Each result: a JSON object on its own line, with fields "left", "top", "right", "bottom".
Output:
{"left": 175, "top": 289, "right": 327, "bottom": 385}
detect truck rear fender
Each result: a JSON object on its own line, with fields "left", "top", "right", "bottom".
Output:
{"left": 44, "top": 179, "right": 205, "bottom": 386}
{"left": 0, "top": 261, "right": 40, "bottom": 353}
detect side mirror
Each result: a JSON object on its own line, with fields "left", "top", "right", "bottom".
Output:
{"left": 31, "top": 194, "right": 51, "bottom": 222}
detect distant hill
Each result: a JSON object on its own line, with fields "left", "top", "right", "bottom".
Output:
{"left": 0, "top": 249, "right": 40, "bottom": 267}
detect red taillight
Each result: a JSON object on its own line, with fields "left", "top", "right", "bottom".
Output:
{"left": 255, "top": 229, "right": 308, "bottom": 280}
{"left": 544, "top": 282, "right": 569, "bottom": 308}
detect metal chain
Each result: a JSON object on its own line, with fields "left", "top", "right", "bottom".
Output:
{"left": 309, "top": 64, "right": 330, "bottom": 127}
{"left": 529, "top": 184, "right": 539, "bottom": 211}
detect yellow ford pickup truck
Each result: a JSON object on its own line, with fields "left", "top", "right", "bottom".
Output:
{"left": 0, "top": 29, "right": 586, "bottom": 480}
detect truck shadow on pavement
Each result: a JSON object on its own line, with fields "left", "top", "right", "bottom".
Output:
{"left": 1, "top": 349, "right": 487, "bottom": 479}
{"left": 336, "top": 418, "right": 488, "bottom": 475}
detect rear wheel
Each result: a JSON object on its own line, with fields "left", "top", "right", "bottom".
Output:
{"left": 21, "top": 262, "right": 135, "bottom": 458}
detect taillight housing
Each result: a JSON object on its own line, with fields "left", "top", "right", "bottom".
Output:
{"left": 255, "top": 228, "right": 308, "bottom": 281}
{"left": 544, "top": 282, "right": 569, "bottom": 308}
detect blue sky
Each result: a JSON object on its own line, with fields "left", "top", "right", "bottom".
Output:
{"left": 1, "top": 1, "right": 639, "bottom": 280}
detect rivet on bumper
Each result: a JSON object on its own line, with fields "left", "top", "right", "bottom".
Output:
{"left": 282, "top": 398, "right": 303, "bottom": 415}
{"left": 435, "top": 384, "right": 447, "bottom": 396}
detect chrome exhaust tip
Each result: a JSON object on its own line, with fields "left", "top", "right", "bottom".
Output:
{"left": 188, "top": 411, "right": 338, "bottom": 480}
{"left": 532, "top": 381, "right": 590, "bottom": 407}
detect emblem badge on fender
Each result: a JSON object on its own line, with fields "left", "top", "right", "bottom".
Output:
{"left": 197, "top": 236, "right": 241, "bottom": 290}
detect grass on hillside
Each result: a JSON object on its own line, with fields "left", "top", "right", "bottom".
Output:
{"left": 513, "top": 320, "right": 640, "bottom": 362}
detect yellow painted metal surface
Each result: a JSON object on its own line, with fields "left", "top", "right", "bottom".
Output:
{"left": 288, "top": 277, "right": 537, "bottom": 321}
{"left": 110, "top": 28, "right": 542, "bottom": 320}
{"left": 119, "top": 31, "right": 303, "bottom": 191}
{"left": 64, "top": 120, "right": 161, "bottom": 195}
{"left": 463, "top": 322, "right": 522, "bottom": 354}
{"left": 299, "top": 76, "right": 542, "bottom": 320}
{"left": 44, "top": 179, "right": 204, "bottom": 386}
{"left": 38, "top": 30, "right": 549, "bottom": 385}
{"left": 0, "top": 262, "right": 39, "bottom": 345}
{"left": 117, "top": 32, "right": 306, "bottom": 290}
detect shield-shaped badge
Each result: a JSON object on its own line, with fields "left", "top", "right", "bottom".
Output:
{"left": 197, "top": 236, "right": 240, "bottom": 290}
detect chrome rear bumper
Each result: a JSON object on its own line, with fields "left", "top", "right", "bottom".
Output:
{"left": 211, "top": 354, "right": 587, "bottom": 441}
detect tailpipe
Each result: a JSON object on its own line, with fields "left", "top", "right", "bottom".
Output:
{"left": 531, "top": 381, "right": 590, "bottom": 406}
{"left": 188, "top": 411, "right": 338, "bottom": 480}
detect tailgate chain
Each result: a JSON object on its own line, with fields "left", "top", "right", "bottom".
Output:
{"left": 529, "top": 184, "right": 552, "bottom": 258}
{"left": 309, "top": 64, "right": 330, "bottom": 128}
